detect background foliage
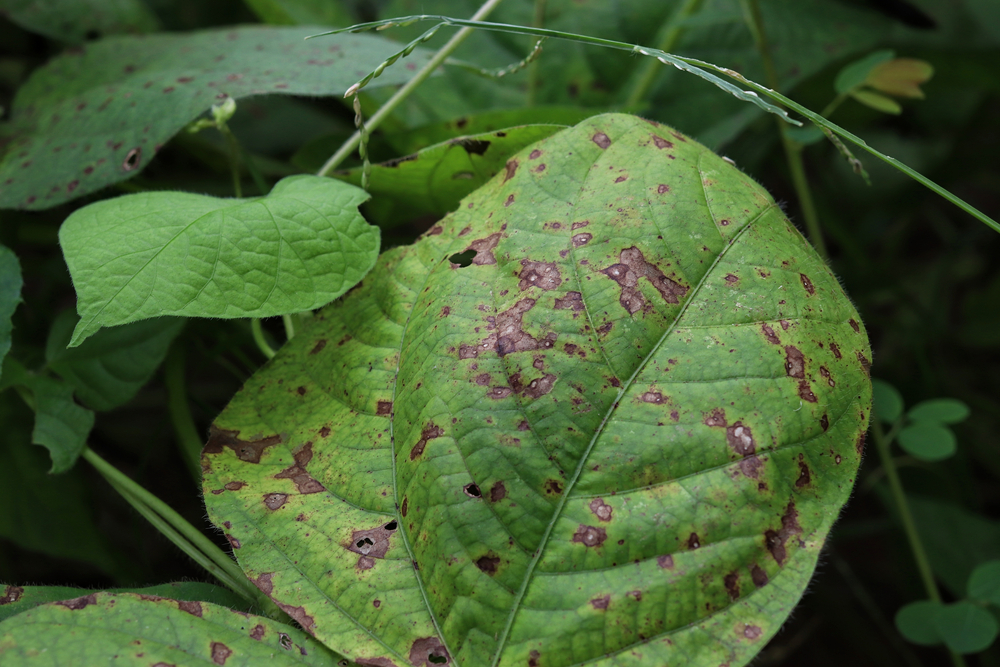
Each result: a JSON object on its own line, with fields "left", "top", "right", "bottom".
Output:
{"left": 0, "top": 0, "right": 998, "bottom": 665}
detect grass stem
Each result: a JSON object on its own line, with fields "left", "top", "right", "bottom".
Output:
{"left": 624, "top": 0, "right": 704, "bottom": 108}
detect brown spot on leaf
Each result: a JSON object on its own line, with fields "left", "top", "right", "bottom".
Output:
{"left": 518, "top": 260, "right": 562, "bottom": 291}
{"left": 1, "top": 586, "right": 24, "bottom": 605}
{"left": 440, "top": 306, "right": 450, "bottom": 317}
{"left": 591, "top": 595, "right": 610, "bottom": 609}
{"left": 602, "top": 247, "right": 687, "bottom": 314}
{"left": 784, "top": 346, "right": 805, "bottom": 378}
{"left": 376, "top": 401, "right": 393, "bottom": 416}
{"left": 849, "top": 318, "right": 860, "bottom": 333}
{"left": 454, "top": 138, "right": 490, "bottom": 155}
{"left": 740, "top": 456, "right": 763, "bottom": 479}
{"left": 264, "top": 493, "right": 288, "bottom": 510}
{"left": 820, "top": 414, "right": 829, "bottom": 431}
{"left": 224, "top": 481, "right": 245, "bottom": 491}
{"left": 642, "top": 391, "right": 664, "bottom": 404}
{"left": 489, "top": 386, "right": 513, "bottom": 399}
{"left": 726, "top": 422, "right": 755, "bottom": 456}
{"left": 488, "top": 298, "right": 557, "bottom": 357}
{"left": 503, "top": 159, "right": 518, "bottom": 183}
{"left": 572, "top": 524, "right": 607, "bottom": 547}
{"left": 592, "top": 132, "right": 611, "bottom": 148}
{"left": 589, "top": 498, "right": 613, "bottom": 521}
{"left": 401, "top": 497, "right": 408, "bottom": 517}
{"left": 657, "top": 184, "right": 670, "bottom": 194}
{"left": 795, "top": 456, "right": 812, "bottom": 487}
{"left": 751, "top": 565, "right": 769, "bottom": 587}
{"left": 797, "top": 381, "right": 818, "bottom": 403}
{"left": 724, "top": 573, "right": 740, "bottom": 600}
{"left": 356, "top": 659, "right": 399, "bottom": 667}
{"left": 178, "top": 600, "right": 203, "bottom": 617}
{"left": 275, "top": 442, "right": 325, "bottom": 494}
{"left": 857, "top": 431, "right": 867, "bottom": 456}
{"left": 465, "top": 233, "right": 502, "bottom": 265}
{"left": 571, "top": 220, "right": 589, "bottom": 230}
{"left": 227, "top": 535, "right": 241, "bottom": 549}
{"left": 529, "top": 149, "right": 543, "bottom": 159}
{"left": 357, "top": 556, "right": 375, "bottom": 571}
{"left": 572, "top": 232, "right": 592, "bottom": 247}
{"left": 554, "top": 291, "right": 584, "bottom": 311}
{"left": 800, "top": 274, "right": 815, "bottom": 295}
{"left": 410, "top": 423, "right": 444, "bottom": 460}
{"left": 204, "top": 427, "right": 281, "bottom": 464}
{"left": 250, "top": 624, "right": 265, "bottom": 640}
{"left": 523, "top": 374, "right": 556, "bottom": 399}
{"left": 505, "top": 194, "right": 515, "bottom": 207}
{"left": 545, "top": 479, "right": 563, "bottom": 495}
{"left": 830, "top": 342, "right": 842, "bottom": 359}
{"left": 657, "top": 554, "right": 674, "bottom": 569}
{"left": 743, "top": 625, "right": 762, "bottom": 640}
{"left": 762, "top": 324, "right": 780, "bottom": 345}
{"left": 857, "top": 351, "right": 871, "bottom": 377}
{"left": 476, "top": 554, "right": 500, "bottom": 575}
{"left": 687, "top": 533, "right": 701, "bottom": 549}
{"left": 765, "top": 502, "right": 802, "bottom": 565}
{"left": 346, "top": 523, "right": 397, "bottom": 559}
{"left": 409, "top": 637, "right": 450, "bottom": 667}
{"left": 488, "top": 481, "right": 508, "bottom": 503}
{"left": 319, "top": 426, "right": 330, "bottom": 438}
{"left": 309, "top": 339, "right": 327, "bottom": 354}
{"left": 57, "top": 594, "right": 97, "bottom": 610}
{"left": 704, "top": 408, "right": 727, "bottom": 427}
{"left": 211, "top": 642, "right": 232, "bottom": 665}
{"left": 652, "top": 135, "right": 673, "bottom": 149}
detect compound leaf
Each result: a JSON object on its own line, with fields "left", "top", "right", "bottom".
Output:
{"left": 935, "top": 601, "right": 999, "bottom": 654}
{"left": 202, "top": 114, "right": 871, "bottom": 667}
{"left": 0, "top": 591, "right": 341, "bottom": 665}
{"left": 898, "top": 423, "right": 957, "bottom": 462}
{"left": 907, "top": 398, "right": 970, "bottom": 425}
{"left": 0, "top": 26, "right": 433, "bottom": 210}
{"left": 895, "top": 600, "right": 944, "bottom": 646}
{"left": 60, "top": 175, "right": 377, "bottom": 346}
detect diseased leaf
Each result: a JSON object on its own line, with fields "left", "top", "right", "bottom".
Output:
{"left": 335, "top": 125, "right": 568, "bottom": 226}
{"left": 202, "top": 114, "right": 871, "bottom": 667}
{"left": 46, "top": 311, "right": 185, "bottom": 411}
{"left": 865, "top": 58, "right": 934, "bottom": 98}
{"left": 0, "top": 591, "right": 342, "bottom": 665}
{"left": 0, "top": 0, "right": 159, "bottom": 44}
{"left": 0, "top": 27, "right": 434, "bottom": 210}
{"left": 60, "top": 175, "right": 377, "bottom": 346}
{"left": 0, "top": 582, "right": 250, "bottom": 624}
{"left": 0, "top": 244, "right": 22, "bottom": 383}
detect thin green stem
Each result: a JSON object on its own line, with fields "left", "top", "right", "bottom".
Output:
{"left": 821, "top": 92, "right": 848, "bottom": 120}
{"left": 741, "top": 0, "right": 828, "bottom": 260}
{"left": 164, "top": 344, "right": 203, "bottom": 480}
{"left": 316, "top": 0, "right": 505, "bottom": 177}
{"left": 218, "top": 125, "right": 243, "bottom": 198}
{"left": 282, "top": 313, "right": 296, "bottom": 341}
{"left": 871, "top": 421, "right": 967, "bottom": 667}
{"left": 251, "top": 319, "right": 277, "bottom": 359}
{"left": 624, "top": 0, "right": 704, "bottom": 107}
{"left": 526, "top": 0, "right": 546, "bottom": 106}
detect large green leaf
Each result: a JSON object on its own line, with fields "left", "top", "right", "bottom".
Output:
{"left": 0, "top": 0, "right": 160, "bottom": 44}
{"left": 202, "top": 114, "right": 871, "bottom": 667}
{"left": 0, "top": 245, "right": 22, "bottom": 383}
{"left": 60, "top": 175, "right": 377, "bottom": 346}
{"left": 0, "top": 591, "right": 341, "bottom": 665}
{"left": 46, "top": 311, "right": 185, "bottom": 411}
{"left": 335, "top": 125, "right": 568, "bottom": 226}
{"left": 0, "top": 26, "right": 433, "bottom": 210}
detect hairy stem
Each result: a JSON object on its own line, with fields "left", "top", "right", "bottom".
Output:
{"left": 624, "top": 0, "right": 704, "bottom": 107}
{"left": 871, "top": 421, "right": 967, "bottom": 667}
{"left": 316, "top": 0, "right": 505, "bottom": 177}
{"left": 164, "top": 344, "right": 203, "bottom": 480}
{"left": 251, "top": 318, "right": 277, "bottom": 359}
{"left": 741, "top": 0, "right": 828, "bottom": 260}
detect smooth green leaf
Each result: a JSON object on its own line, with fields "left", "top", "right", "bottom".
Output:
{"left": 23, "top": 372, "right": 95, "bottom": 473}
{"left": 0, "top": 27, "right": 434, "bottom": 210}
{"left": 897, "top": 423, "right": 957, "bottom": 461}
{"left": 834, "top": 50, "right": 896, "bottom": 95}
{"left": 0, "top": 0, "right": 159, "bottom": 44}
{"left": 60, "top": 175, "right": 378, "bottom": 346}
{"left": 872, "top": 378, "right": 904, "bottom": 422}
{"left": 0, "top": 592, "right": 341, "bottom": 665}
{"left": 850, "top": 90, "right": 903, "bottom": 115}
{"left": 45, "top": 310, "right": 185, "bottom": 411}
{"left": 0, "top": 392, "right": 118, "bottom": 573}
{"left": 243, "top": 0, "right": 356, "bottom": 27}
{"left": 910, "top": 496, "right": 1000, "bottom": 597}
{"left": 895, "top": 600, "right": 944, "bottom": 645}
{"left": 335, "top": 125, "right": 568, "bottom": 226}
{"left": 0, "top": 582, "right": 250, "bottom": 624}
{"left": 968, "top": 561, "right": 1000, "bottom": 606}
{"left": 907, "top": 398, "right": 971, "bottom": 425}
{"left": 202, "top": 114, "right": 871, "bottom": 667}
{"left": 0, "top": 244, "right": 22, "bottom": 384}
{"left": 935, "top": 601, "right": 999, "bottom": 654}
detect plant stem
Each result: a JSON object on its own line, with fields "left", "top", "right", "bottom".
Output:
{"left": 624, "top": 0, "right": 704, "bottom": 108}
{"left": 81, "top": 447, "right": 278, "bottom": 615}
{"left": 740, "top": 0, "right": 828, "bottom": 260}
{"left": 282, "top": 313, "right": 296, "bottom": 341}
{"left": 251, "top": 319, "right": 276, "bottom": 359}
{"left": 871, "top": 421, "right": 967, "bottom": 667}
{"left": 164, "top": 344, "right": 203, "bottom": 480}
{"left": 316, "top": 0, "right": 505, "bottom": 177}
{"left": 526, "top": 0, "right": 546, "bottom": 106}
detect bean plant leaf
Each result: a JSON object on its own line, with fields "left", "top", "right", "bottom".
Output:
{"left": 46, "top": 310, "right": 185, "bottom": 411}
{"left": 24, "top": 371, "right": 96, "bottom": 474}
{"left": 0, "top": 591, "right": 343, "bottom": 665}
{"left": 907, "top": 398, "right": 970, "bottom": 425}
{"left": 0, "top": 244, "right": 23, "bottom": 383}
{"left": 898, "top": 423, "right": 957, "bottom": 461}
{"left": 0, "top": 0, "right": 160, "bottom": 44}
{"left": 0, "top": 582, "right": 250, "bottom": 624}
{"left": 243, "top": 0, "right": 356, "bottom": 27}
{"left": 60, "top": 175, "right": 377, "bottom": 346}
{"left": 202, "top": 114, "right": 871, "bottom": 667}
{"left": 335, "top": 125, "right": 568, "bottom": 226}
{"left": 0, "top": 26, "right": 434, "bottom": 211}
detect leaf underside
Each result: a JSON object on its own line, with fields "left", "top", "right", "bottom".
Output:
{"left": 202, "top": 113, "right": 871, "bottom": 667}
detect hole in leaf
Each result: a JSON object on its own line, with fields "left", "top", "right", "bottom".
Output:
{"left": 278, "top": 633, "right": 293, "bottom": 649}
{"left": 428, "top": 653, "right": 448, "bottom": 664}
{"left": 384, "top": 520, "right": 397, "bottom": 531}
{"left": 122, "top": 147, "right": 142, "bottom": 171}
{"left": 448, "top": 250, "right": 477, "bottom": 267}
{"left": 463, "top": 483, "right": 482, "bottom": 498}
